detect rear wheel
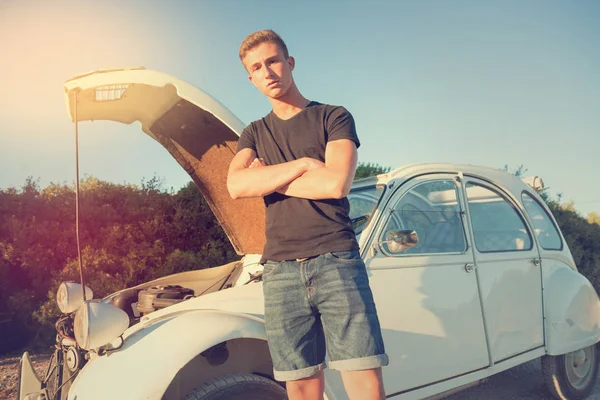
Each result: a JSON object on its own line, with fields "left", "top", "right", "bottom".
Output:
{"left": 542, "top": 344, "right": 599, "bottom": 399}
{"left": 184, "top": 373, "right": 287, "bottom": 400}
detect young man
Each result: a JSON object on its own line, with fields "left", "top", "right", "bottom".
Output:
{"left": 227, "top": 30, "right": 388, "bottom": 400}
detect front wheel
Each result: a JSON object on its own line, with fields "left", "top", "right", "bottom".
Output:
{"left": 542, "top": 344, "right": 599, "bottom": 399}
{"left": 184, "top": 373, "right": 287, "bottom": 400}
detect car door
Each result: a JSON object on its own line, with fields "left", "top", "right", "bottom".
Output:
{"left": 461, "top": 177, "right": 544, "bottom": 363}
{"left": 364, "top": 174, "right": 490, "bottom": 395}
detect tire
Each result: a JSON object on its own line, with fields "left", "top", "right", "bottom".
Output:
{"left": 542, "top": 344, "right": 600, "bottom": 399}
{"left": 184, "top": 373, "right": 288, "bottom": 400}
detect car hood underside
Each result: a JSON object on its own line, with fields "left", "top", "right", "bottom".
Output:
{"left": 63, "top": 67, "right": 265, "bottom": 255}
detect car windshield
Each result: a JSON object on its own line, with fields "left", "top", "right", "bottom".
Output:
{"left": 348, "top": 185, "right": 385, "bottom": 238}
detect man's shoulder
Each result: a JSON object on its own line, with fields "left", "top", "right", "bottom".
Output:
{"left": 243, "top": 114, "right": 271, "bottom": 133}
{"left": 308, "top": 101, "right": 351, "bottom": 116}
{"left": 308, "top": 101, "right": 343, "bottom": 110}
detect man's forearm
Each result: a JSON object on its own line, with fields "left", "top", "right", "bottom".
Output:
{"left": 228, "top": 159, "right": 307, "bottom": 199}
{"left": 277, "top": 167, "right": 351, "bottom": 200}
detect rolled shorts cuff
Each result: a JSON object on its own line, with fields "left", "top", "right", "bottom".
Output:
{"left": 327, "top": 353, "right": 389, "bottom": 371}
{"left": 273, "top": 362, "right": 325, "bottom": 381}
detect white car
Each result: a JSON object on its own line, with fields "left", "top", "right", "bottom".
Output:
{"left": 19, "top": 68, "right": 600, "bottom": 400}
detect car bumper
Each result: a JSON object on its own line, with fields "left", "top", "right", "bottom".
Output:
{"left": 18, "top": 352, "right": 45, "bottom": 400}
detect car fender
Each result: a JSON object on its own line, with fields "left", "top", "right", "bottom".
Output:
{"left": 543, "top": 259, "right": 600, "bottom": 355}
{"left": 67, "top": 309, "right": 267, "bottom": 400}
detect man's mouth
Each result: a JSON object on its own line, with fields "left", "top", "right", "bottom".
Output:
{"left": 267, "top": 81, "right": 279, "bottom": 88}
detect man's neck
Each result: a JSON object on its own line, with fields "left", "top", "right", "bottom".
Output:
{"left": 269, "top": 85, "right": 310, "bottom": 120}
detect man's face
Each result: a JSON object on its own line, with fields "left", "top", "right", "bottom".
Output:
{"left": 242, "top": 42, "right": 295, "bottom": 99}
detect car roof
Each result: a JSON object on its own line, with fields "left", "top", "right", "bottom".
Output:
{"left": 353, "top": 163, "right": 537, "bottom": 200}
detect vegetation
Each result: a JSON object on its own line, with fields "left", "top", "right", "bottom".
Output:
{"left": 0, "top": 176, "right": 236, "bottom": 353}
{"left": 354, "top": 162, "right": 392, "bottom": 179}
{"left": 0, "top": 162, "right": 599, "bottom": 354}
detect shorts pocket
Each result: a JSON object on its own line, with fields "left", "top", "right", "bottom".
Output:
{"left": 261, "top": 262, "right": 279, "bottom": 279}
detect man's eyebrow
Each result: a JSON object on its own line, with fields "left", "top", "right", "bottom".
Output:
{"left": 250, "top": 56, "right": 277, "bottom": 70}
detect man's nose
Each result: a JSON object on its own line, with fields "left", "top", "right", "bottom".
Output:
{"left": 263, "top": 64, "right": 275, "bottom": 79}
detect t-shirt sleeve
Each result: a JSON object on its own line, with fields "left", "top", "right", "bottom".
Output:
{"left": 325, "top": 106, "right": 361, "bottom": 149}
{"left": 236, "top": 124, "right": 257, "bottom": 153}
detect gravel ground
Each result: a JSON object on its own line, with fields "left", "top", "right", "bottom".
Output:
{"left": 2, "top": 353, "right": 600, "bottom": 399}
{"left": 0, "top": 351, "right": 52, "bottom": 400}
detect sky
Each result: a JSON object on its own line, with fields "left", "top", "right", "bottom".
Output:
{"left": 0, "top": 0, "right": 598, "bottom": 217}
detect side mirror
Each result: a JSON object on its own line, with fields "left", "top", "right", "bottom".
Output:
{"left": 377, "top": 230, "right": 419, "bottom": 254}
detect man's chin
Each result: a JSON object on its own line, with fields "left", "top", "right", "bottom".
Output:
{"left": 263, "top": 87, "right": 287, "bottom": 99}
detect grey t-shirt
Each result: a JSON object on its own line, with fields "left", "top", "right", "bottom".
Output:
{"left": 236, "top": 101, "right": 361, "bottom": 262}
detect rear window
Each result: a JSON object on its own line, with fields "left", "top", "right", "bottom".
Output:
{"left": 522, "top": 193, "right": 562, "bottom": 250}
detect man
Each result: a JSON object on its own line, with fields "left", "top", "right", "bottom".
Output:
{"left": 227, "top": 30, "right": 388, "bottom": 400}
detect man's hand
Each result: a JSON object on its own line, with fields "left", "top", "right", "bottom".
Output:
{"left": 227, "top": 149, "right": 310, "bottom": 199}
{"left": 248, "top": 157, "right": 323, "bottom": 171}
{"left": 276, "top": 139, "right": 358, "bottom": 200}
{"left": 302, "top": 157, "right": 326, "bottom": 171}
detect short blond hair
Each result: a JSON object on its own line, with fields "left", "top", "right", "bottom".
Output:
{"left": 239, "top": 30, "right": 289, "bottom": 62}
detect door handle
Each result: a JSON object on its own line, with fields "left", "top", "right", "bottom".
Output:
{"left": 532, "top": 258, "right": 541, "bottom": 266}
{"left": 465, "top": 263, "right": 475, "bottom": 273}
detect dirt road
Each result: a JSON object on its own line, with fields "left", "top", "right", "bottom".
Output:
{"left": 443, "top": 358, "right": 600, "bottom": 399}
{"left": 2, "top": 353, "right": 600, "bottom": 399}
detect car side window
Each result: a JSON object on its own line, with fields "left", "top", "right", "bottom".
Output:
{"left": 348, "top": 186, "right": 385, "bottom": 236}
{"left": 466, "top": 182, "right": 532, "bottom": 252}
{"left": 522, "top": 193, "right": 562, "bottom": 250}
{"left": 382, "top": 179, "right": 467, "bottom": 255}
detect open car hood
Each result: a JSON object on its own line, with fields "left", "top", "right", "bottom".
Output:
{"left": 63, "top": 67, "right": 265, "bottom": 255}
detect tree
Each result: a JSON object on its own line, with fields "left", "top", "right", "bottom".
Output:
{"left": 503, "top": 165, "right": 600, "bottom": 294}
{"left": 501, "top": 164, "right": 556, "bottom": 203}
{"left": 548, "top": 203, "right": 600, "bottom": 294}
{"left": 354, "top": 162, "right": 392, "bottom": 180}
{"left": 0, "top": 177, "right": 238, "bottom": 352}
{"left": 588, "top": 212, "right": 600, "bottom": 226}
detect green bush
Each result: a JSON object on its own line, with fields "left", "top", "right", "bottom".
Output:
{"left": 0, "top": 177, "right": 237, "bottom": 353}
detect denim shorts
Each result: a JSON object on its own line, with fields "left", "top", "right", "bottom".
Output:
{"left": 261, "top": 249, "right": 389, "bottom": 381}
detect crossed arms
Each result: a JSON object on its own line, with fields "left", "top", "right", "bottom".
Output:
{"left": 227, "top": 139, "right": 358, "bottom": 200}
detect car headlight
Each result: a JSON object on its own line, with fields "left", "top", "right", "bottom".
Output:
{"left": 74, "top": 301, "right": 129, "bottom": 350}
{"left": 56, "top": 282, "right": 93, "bottom": 314}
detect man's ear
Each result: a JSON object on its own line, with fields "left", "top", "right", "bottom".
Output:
{"left": 288, "top": 56, "right": 295, "bottom": 71}
{"left": 248, "top": 74, "right": 259, "bottom": 89}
